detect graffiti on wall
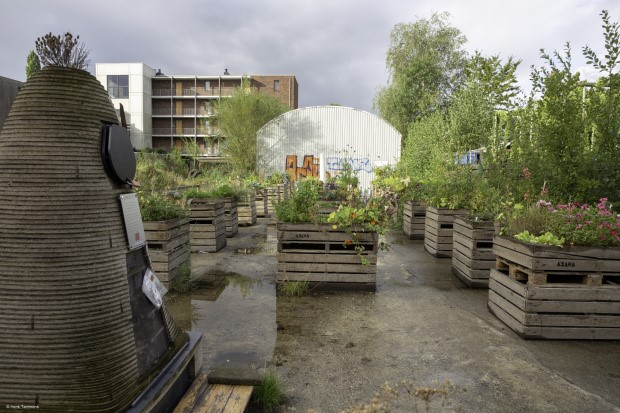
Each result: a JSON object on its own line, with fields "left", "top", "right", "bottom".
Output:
{"left": 285, "top": 155, "right": 331, "bottom": 181}
{"left": 285, "top": 154, "right": 374, "bottom": 182}
{"left": 326, "top": 157, "right": 372, "bottom": 173}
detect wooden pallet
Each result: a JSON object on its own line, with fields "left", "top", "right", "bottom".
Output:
{"left": 144, "top": 218, "right": 191, "bottom": 287}
{"left": 423, "top": 207, "right": 469, "bottom": 258}
{"left": 493, "top": 235, "right": 620, "bottom": 286}
{"left": 219, "top": 197, "right": 238, "bottom": 238}
{"left": 403, "top": 201, "right": 426, "bottom": 240}
{"left": 451, "top": 217, "right": 495, "bottom": 288}
{"left": 188, "top": 200, "right": 227, "bottom": 252}
{"left": 190, "top": 222, "right": 227, "bottom": 252}
{"left": 488, "top": 268, "right": 620, "bottom": 339}
{"left": 172, "top": 373, "right": 253, "bottom": 413}
{"left": 255, "top": 189, "right": 269, "bottom": 217}
{"left": 277, "top": 222, "right": 378, "bottom": 290}
{"left": 237, "top": 192, "right": 257, "bottom": 226}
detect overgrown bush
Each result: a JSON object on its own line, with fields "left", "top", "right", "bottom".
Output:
{"left": 139, "top": 192, "right": 187, "bottom": 222}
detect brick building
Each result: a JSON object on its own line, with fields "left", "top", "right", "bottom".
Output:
{"left": 95, "top": 63, "right": 298, "bottom": 154}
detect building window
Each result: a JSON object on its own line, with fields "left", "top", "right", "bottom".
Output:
{"left": 107, "top": 75, "right": 129, "bottom": 99}
{"left": 274, "top": 79, "right": 280, "bottom": 92}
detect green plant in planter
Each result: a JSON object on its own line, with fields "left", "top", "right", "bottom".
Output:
{"left": 274, "top": 178, "right": 322, "bottom": 223}
{"left": 501, "top": 198, "right": 620, "bottom": 247}
{"left": 138, "top": 192, "right": 188, "bottom": 222}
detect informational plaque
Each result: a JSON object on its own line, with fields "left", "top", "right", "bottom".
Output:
{"left": 119, "top": 193, "right": 147, "bottom": 250}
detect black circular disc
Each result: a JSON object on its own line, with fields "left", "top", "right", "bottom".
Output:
{"left": 103, "top": 124, "right": 136, "bottom": 183}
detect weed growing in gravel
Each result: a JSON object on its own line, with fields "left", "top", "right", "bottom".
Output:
{"left": 278, "top": 281, "right": 310, "bottom": 297}
{"left": 252, "top": 371, "right": 284, "bottom": 411}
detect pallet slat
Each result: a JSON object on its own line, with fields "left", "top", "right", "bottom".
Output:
{"left": 488, "top": 268, "right": 620, "bottom": 339}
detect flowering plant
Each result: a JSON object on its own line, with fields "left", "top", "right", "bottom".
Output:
{"left": 502, "top": 198, "right": 620, "bottom": 247}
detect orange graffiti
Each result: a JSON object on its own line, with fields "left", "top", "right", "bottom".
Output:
{"left": 285, "top": 155, "right": 330, "bottom": 182}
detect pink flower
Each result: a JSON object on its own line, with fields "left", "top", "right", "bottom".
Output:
{"left": 612, "top": 230, "right": 618, "bottom": 237}
{"left": 600, "top": 198, "right": 608, "bottom": 203}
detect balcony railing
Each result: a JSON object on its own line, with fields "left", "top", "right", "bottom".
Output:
{"left": 153, "top": 87, "right": 238, "bottom": 97}
{"left": 153, "top": 128, "right": 172, "bottom": 135}
{"left": 153, "top": 89, "right": 173, "bottom": 97}
{"left": 153, "top": 108, "right": 171, "bottom": 116}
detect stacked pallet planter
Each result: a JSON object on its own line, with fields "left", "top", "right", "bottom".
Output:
{"left": 424, "top": 207, "right": 469, "bottom": 258}
{"left": 255, "top": 188, "right": 269, "bottom": 218}
{"left": 276, "top": 222, "right": 378, "bottom": 291}
{"left": 237, "top": 191, "right": 257, "bottom": 226}
{"left": 403, "top": 201, "right": 426, "bottom": 240}
{"left": 451, "top": 217, "right": 496, "bottom": 288}
{"left": 188, "top": 199, "right": 227, "bottom": 252}
{"left": 316, "top": 200, "right": 341, "bottom": 220}
{"left": 220, "top": 197, "right": 238, "bottom": 237}
{"left": 267, "top": 184, "right": 288, "bottom": 211}
{"left": 488, "top": 236, "right": 620, "bottom": 339}
{"left": 143, "top": 217, "right": 190, "bottom": 288}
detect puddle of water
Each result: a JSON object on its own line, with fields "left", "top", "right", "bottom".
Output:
{"left": 237, "top": 227, "right": 278, "bottom": 255}
{"left": 166, "top": 274, "right": 276, "bottom": 370}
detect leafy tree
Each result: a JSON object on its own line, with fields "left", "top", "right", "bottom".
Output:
{"left": 374, "top": 12, "right": 468, "bottom": 136}
{"left": 216, "top": 84, "right": 288, "bottom": 175}
{"left": 582, "top": 10, "right": 620, "bottom": 200}
{"left": 447, "top": 82, "right": 495, "bottom": 152}
{"left": 465, "top": 52, "right": 521, "bottom": 110}
{"left": 35, "top": 32, "right": 90, "bottom": 70}
{"left": 25, "top": 50, "right": 41, "bottom": 79}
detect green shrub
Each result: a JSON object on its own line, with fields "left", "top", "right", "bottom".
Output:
{"left": 274, "top": 178, "right": 322, "bottom": 223}
{"left": 139, "top": 192, "right": 187, "bottom": 222}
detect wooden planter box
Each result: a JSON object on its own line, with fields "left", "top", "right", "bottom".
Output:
{"left": 220, "top": 197, "right": 238, "bottom": 238}
{"left": 188, "top": 199, "right": 227, "bottom": 252}
{"left": 276, "top": 222, "right": 378, "bottom": 291}
{"left": 451, "top": 217, "right": 495, "bottom": 288}
{"left": 255, "top": 189, "right": 269, "bottom": 218}
{"left": 237, "top": 191, "right": 257, "bottom": 226}
{"left": 267, "top": 184, "right": 288, "bottom": 212}
{"left": 143, "top": 217, "right": 190, "bottom": 287}
{"left": 424, "top": 207, "right": 469, "bottom": 258}
{"left": 488, "top": 236, "right": 620, "bottom": 339}
{"left": 403, "top": 201, "right": 425, "bottom": 240}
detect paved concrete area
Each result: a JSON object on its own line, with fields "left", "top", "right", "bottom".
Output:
{"left": 182, "top": 218, "right": 620, "bottom": 413}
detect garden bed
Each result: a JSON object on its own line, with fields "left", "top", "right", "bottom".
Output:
{"left": 423, "top": 207, "right": 469, "bottom": 258}
{"left": 188, "top": 199, "right": 227, "bottom": 252}
{"left": 276, "top": 222, "right": 378, "bottom": 291}
{"left": 451, "top": 216, "right": 495, "bottom": 288}
{"left": 144, "top": 217, "right": 190, "bottom": 287}
{"left": 403, "top": 201, "right": 425, "bottom": 240}
{"left": 488, "top": 236, "right": 620, "bottom": 339}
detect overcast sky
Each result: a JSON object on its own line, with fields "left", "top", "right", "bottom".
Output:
{"left": 1, "top": 0, "right": 619, "bottom": 112}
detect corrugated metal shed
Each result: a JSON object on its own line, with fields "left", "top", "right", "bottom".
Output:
{"left": 257, "top": 106, "right": 401, "bottom": 192}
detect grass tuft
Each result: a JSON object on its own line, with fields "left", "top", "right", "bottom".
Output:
{"left": 252, "top": 371, "right": 284, "bottom": 411}
{"left": 278, "top": 281, "right": 310, "bottom": 297}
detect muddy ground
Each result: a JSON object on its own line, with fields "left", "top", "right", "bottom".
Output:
{"left": 166, "top": 218, "right": 620, "bottom": 413}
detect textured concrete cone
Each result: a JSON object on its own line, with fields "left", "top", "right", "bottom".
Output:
{"left": 0, "top": 67, "right": 187, "bottom": 412}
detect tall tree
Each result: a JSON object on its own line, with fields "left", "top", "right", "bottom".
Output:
{"left": 216, "top": 84, "right": 288, "bottom": 175}
{"left": 465, "top": 52, "right": 521, "bottom": 110}
{"left": 25, "top": 50, "right": 41, "bottom": 79}
{"left": 374, "top": 12, "right": 468, "bottom": 136}
{"left": 35, "top": 32, "right": 90, "bottom": 70}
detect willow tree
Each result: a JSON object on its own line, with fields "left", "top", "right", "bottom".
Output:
{"left": 374, "top": 12, "right": 468, "bottom": 136}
